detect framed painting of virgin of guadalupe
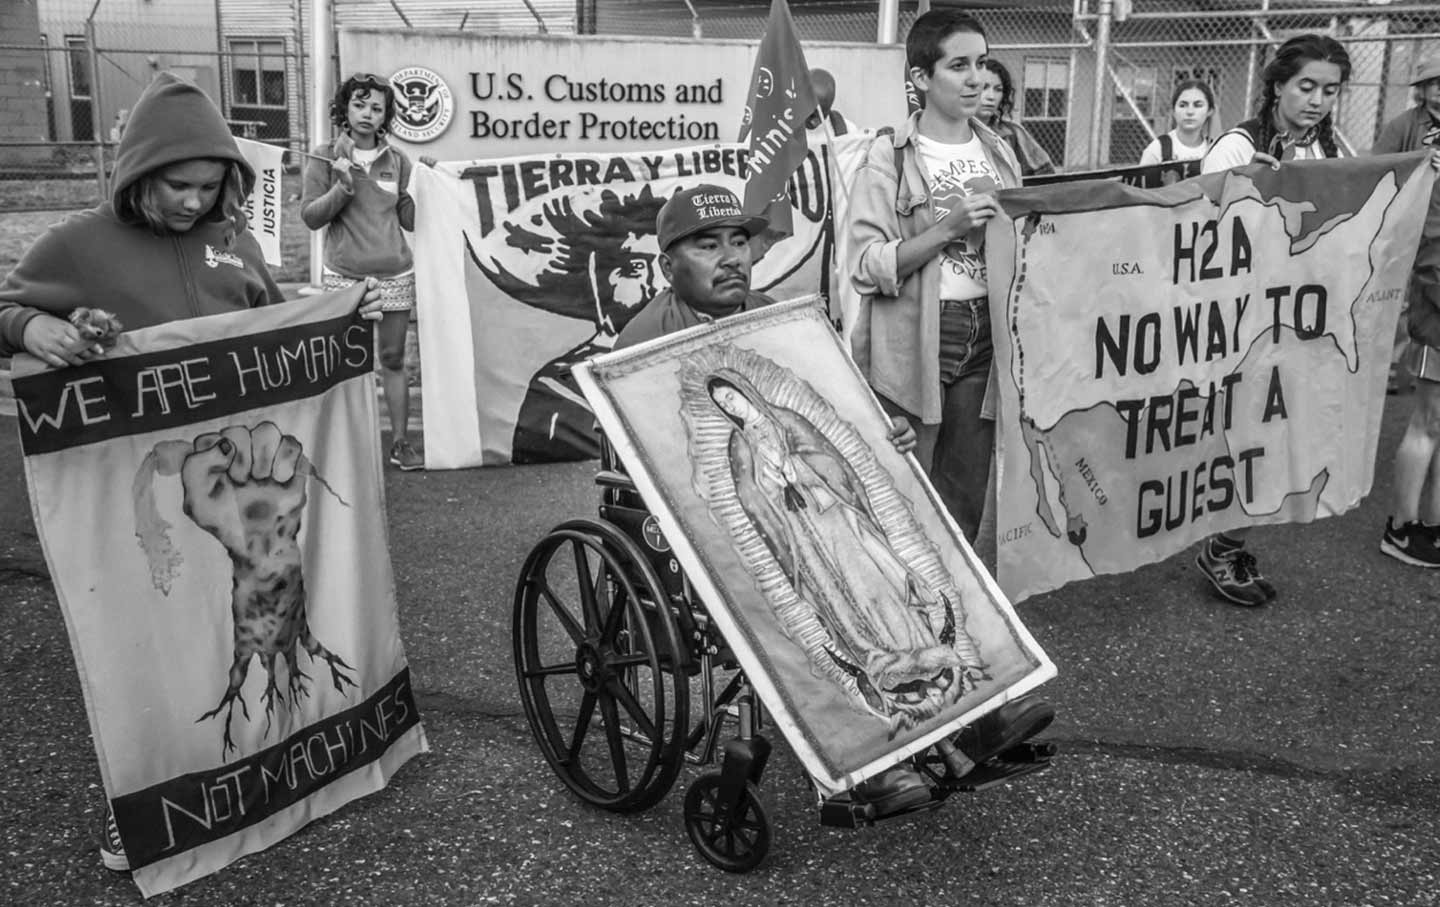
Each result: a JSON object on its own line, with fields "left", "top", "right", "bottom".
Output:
{"left": 573, "top": 298, "right": 1055, "bottom": 795}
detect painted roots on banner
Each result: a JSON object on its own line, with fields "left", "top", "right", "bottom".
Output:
{"left": 988, "top": 154, "right": 1435, "bottom": 602}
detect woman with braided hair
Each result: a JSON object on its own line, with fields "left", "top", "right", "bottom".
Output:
{"left": 1203, "top": 34, "right": 1350, "bottom": 173}
{"left": 1192, "top": 34, "right": 1349, "bottom": 607}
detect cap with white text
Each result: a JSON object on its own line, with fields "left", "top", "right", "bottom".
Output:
{"left": 657, "top": 184, "right": 770, "bottom": 251}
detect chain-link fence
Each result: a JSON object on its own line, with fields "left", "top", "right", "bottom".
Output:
{"left": 3, "top": 0, "right": 1440, "bottom": 218}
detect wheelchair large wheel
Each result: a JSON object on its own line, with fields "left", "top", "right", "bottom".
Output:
{"left": 513, "top": 518, "right": 689, "bottom": 813}
{"left": 683, "top": 771, "right": 772, "bottom": 873}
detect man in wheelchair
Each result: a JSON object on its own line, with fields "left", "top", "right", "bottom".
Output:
{"left": 614, "top": 184, "right": 1054, "bottom": 819}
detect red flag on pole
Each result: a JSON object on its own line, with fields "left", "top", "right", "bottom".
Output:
{"left": 739, "top": 0, "right": 818, "bottom": 244}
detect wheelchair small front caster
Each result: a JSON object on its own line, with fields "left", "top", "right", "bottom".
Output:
{"left": 683, "top": 771, "right": 772, "bottom": 872}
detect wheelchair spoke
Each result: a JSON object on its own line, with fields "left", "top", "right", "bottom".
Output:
{"left": 539, "top": 582, "right": 585, "bottom": 645}
{"left": 600, "top": 578, "right": 629, "bottom": 642}
{"left": 606, "top": 676, "right": 659, "bottom": 741}
{"left": 571, "top": 540, "right": 603, "bottom": 631}
{"left": 608, "top": 652, "right": 653, "bottom": 669}
{"left": 597, "top": 690, "right": 631, "bottom": 792}
{"left": 523, "top": 661, "right": 578, "bottom": 679}
{"left": 566, "top": 690, "right": 598, "bottom": 764}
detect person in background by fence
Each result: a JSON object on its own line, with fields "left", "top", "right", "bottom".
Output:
{"left": 1377, "top": 55, "right": 1440, "bottom": 568}
{"left": 976, "top": 59, "right": 1056, "bottom": 178}
{"left": 303, "top": 73, "right": 423, "bottom": 471}
{"left": 0, "top": 71, "right": 386, "bottom": 873}
{"left": 1195, "top": 34, "right": 1350, "bottom": 606}
{"left": 1138, "top": 79, "right": 1216, "bottom": 166}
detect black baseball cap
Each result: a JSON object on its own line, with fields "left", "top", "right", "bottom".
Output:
{"left": 657, "top": 185, "right": 770, "bottom": 251}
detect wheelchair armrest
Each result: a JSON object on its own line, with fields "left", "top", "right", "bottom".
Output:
{"left": 595, "top": 469, "right": 637, "bottom": 491}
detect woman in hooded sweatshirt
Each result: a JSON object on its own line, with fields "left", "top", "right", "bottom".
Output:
{"left": 0, "top": 72, "right": 383, "bottom": 872}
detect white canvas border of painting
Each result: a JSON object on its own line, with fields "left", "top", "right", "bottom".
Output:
{"left": 574, "top": 297, "right": 1056, "bottom": 796}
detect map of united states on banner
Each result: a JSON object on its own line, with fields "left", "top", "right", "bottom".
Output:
{"left": 987, "top": 153, "right": 1435, "bottom": 602}
{"left": 12, "top": 289, "right": 427, "bottom": 897}
{"left": 412, "top": 137, "right": 871, "bottom": 469}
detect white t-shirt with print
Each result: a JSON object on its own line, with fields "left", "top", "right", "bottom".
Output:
{"left": 1202, "top": 129, "right": 1331, "bottom": 174}
{"left": 914, "top": 133, "right": 1001, "bottom": 301}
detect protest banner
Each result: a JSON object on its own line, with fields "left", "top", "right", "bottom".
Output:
{"left": 412, "top": 138, "right": 870, "bottom": 469}
{"left": 11, "top": 289, "right": 428, "bottom": 896}
{"left": 1024, "top": 158, "right": 1202, "bottom": 189}
{"left": 986, "top": 153, "right": 1436, "bottom": 602}
{"left": 235, "top": 137, "right": 285, "bottom": 267}
{"left": 574, "top": 299, "right": 1054, "bottom": 793}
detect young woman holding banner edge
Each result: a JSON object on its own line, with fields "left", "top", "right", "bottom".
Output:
{"left": 1194, "top": 34, "right": 1351, "bottom": 607}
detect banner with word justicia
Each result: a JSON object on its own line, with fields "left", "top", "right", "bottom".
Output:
{"left": 412, "top": 137, "right": 871, "bottom": 468}
{"left": 986, "top": 153, "right": 1435, "bottom": 602}
{"left": 235, "top": 137, "right": 285, "bottom": 267}
{"left": 11, "top": 288, "right": 427, "bottom": 897}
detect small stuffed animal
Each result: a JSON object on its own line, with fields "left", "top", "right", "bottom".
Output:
{"left": 67, "top": 307, "right": 124, "bottom": 352}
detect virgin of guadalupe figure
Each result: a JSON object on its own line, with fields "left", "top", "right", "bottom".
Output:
{"left": 702, "top": 369, "right": 982, "bottom": 732}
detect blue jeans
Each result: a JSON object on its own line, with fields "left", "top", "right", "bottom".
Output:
{"left": 882, "top": 297, "right": 994, "bottom": 544}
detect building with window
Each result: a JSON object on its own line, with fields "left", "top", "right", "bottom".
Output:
{"left": 34, "top": 0, "right": 220, "bottom": 145}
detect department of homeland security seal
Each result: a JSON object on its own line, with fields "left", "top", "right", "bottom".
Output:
{"left": 389, "top": 67, "right": 453, "bottom": 143}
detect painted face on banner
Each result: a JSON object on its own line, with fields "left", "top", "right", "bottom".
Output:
{"left": 466, "top": 185, "right": 668, "bottom": 334}
{"left": 911, "top": 29, "right": 988, "bottom": 125}
{"left": 606, "top": 233, "right": 661, "bottom": 310}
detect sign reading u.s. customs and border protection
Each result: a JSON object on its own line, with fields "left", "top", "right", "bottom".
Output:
{"left": 388, "top": 66, "right": 454, "bottom": 143}
{"left": 11, "top": 289, "right": 428, "bottom": 897}
{"left": 986, "top": 153, "right": 1435, "bottom": 602}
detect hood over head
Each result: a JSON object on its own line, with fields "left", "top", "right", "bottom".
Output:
{"left": 111, "top": 72, "right": 253, "bottom": 210}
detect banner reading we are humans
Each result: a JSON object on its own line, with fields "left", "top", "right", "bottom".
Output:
{"left": 12, "top": 289, "right": 427, "bottom": 897}
{"left": 412, "top": 139, "right": 867, "bottom": 469}
{"left": 987, "top": 154, "right": 1435, "bottom": 602}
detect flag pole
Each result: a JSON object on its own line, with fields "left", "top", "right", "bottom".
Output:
{"left": 306, "top": 0, "right": 334, "bottom": 293}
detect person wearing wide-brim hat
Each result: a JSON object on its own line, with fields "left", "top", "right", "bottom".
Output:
{"left": 1375, "top": 54, "right": 1440, "bottom": 569}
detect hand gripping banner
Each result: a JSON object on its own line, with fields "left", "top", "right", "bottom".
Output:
{"left": 11, "top": 288, "right": 428, "bottom": 897}
{"left": 986, "top": 153, "right": 1436, "bottom": 602}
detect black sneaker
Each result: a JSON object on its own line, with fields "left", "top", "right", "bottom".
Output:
{"left": 1195, "top": 538, "right": 1274, "bottom": 606}
{"left": 389, "top": 438, "right": 424, "bottom": 471}
{"left": 1381, "top": 518, "right": 1440, "bottom": 568}
{"left": 100, "top": 810, "right": 129, "bottom": 872}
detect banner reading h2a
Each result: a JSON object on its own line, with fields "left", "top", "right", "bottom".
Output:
{"left": 412, "top": 137, "right": 872, "bottom": 469}
{"left": 12, "top": 289, "right": 427, "bottom": 897}
{"left": 987, "top": 153, "right": 1435, "bottom": 602}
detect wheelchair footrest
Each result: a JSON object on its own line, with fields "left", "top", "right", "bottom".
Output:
{"left": 938, "top": 742, "right": 1056, "bottom": 793}
{"left": 818, "top": 789, "right": 948, "bottom": 828}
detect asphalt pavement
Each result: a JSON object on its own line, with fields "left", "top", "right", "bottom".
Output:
{"left": 3, "top": 394, "right": 1439, "bottom": 907}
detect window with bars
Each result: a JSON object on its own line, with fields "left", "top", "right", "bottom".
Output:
{"left": 1022, "top": 57, "right": 1069, "bottom": 165}
{"left": 229, "top": 39, "right": 287, "bottom": 108}
{"left": 1112, "top": 63, "right": 1159, "bottom": 120}
{"left": 65, "top": 35, "right": 90, "bottom": 100}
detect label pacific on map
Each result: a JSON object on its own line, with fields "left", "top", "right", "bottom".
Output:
{"left": 985, "top": 153, "right": 1435, "bottom": 602}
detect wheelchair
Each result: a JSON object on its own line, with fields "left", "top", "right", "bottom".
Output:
{"left": 512, "top": 435, "right": 1055, "bottom": 872}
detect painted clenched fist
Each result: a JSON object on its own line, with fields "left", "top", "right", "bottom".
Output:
{"left": 133, "top": 421, "right": 355, "bottom": 758}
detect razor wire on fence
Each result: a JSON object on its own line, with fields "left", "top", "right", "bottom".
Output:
{"left": 2, "top": 0, "right": 1439, "bottom": 216}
